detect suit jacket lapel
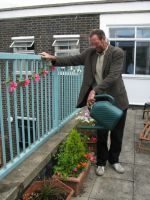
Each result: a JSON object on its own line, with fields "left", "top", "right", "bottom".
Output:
{"left": 91, "top": 51, "right": 98, "bottom": 77}
{"left": 102, "top": 45, "right": 113, "bottom": 75}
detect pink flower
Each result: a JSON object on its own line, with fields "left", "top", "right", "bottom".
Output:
{"left": 90, "top": 136, "right": 97, "bottom": 143}
{"left": 42, "top": 69, "right": 49, "bottom": 76}
{"left": 33, "top": 74, "right": 40, "bottom": 82}
{"left": 51, "top": 66, "right": 56, "bottom": 71}
{"left": 22, "top": 79, "right": 30, "bottom": 87}
{"left": 73, "top": 167, "right": 78, "bottom": 172}
{"left": 9, "top": 81, "right": 17, "bottom": 92}
{"left": 90, "top": 156, "right": 96, "bottom": 163}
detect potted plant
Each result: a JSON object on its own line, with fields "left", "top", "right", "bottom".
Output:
{"left": 52, "top": 129, "right": 95, "bottom": 196}
{"left": 22, "top": 178, "right": 74, "bottom": 200}
{"left": 75, "top": 107, "right": 97, "bottom": 137}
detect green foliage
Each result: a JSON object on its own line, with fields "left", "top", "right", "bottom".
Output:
{"left": 53, "top": 128, "right": 88, "bottom": 178}
{"left": 29, "top": 181, "right": 66, "bottom": 200}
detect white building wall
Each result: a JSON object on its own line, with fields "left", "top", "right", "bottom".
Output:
{"left": 0, "top": 1, "right": 150, "bottom": 19}
{"left": 100, "top": 12, "right": 150, "bottom": 105}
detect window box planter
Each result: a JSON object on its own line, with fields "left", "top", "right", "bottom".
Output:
{"left": 22, "top": 179, "right": 74, "bottom": 200}
{"left": 53, "top": 161, "right": 90, "bottom": 196}
{"left": 87, "top": 140, "right": 97, "bottom": 154}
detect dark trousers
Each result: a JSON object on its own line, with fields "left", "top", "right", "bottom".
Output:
{"left": 96, "top": 109, "right": 128, "bottom": 166}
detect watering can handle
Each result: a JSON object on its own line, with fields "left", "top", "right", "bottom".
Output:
{"left": 95, "top": 94, "right": 115, "bottom": 104}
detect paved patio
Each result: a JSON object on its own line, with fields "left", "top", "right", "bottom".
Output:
{"left": 73, "top": 109, "right": 150, "bottom": 200}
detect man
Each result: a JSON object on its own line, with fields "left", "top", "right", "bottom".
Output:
{"left": 40, "top": 29, "right": 129, "bottom": 176}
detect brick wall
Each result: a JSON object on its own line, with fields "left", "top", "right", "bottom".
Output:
{"left": 0, "top": 14, "right": 99, "bottom": 53}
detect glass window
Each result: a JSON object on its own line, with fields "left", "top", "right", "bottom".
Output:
{"left": 109, "top": 26, "right": 150, "bottom": 75}
{"left": 109, "top": 28, "right": 135, "bottom": 38}
{"left": 53, "top": 35, "right": 80, "bottom": 57}
{"left": 136, "top": 42, "right": 150, "bottom": 75}
{"left": 10, "top": 40, "right": 34, "bottom": 48}
{"left": 137, "top": 27, "right": 150, "bottom": 38}
{"left": 52, "top": 39, "right": 79, "bottom": 47}
{"left": 110, "top": 41, "right": 134, "bottom": 74}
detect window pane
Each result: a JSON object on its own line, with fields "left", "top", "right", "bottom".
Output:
{"left": 136, "top": 42, "right": 150, "bottom": 75}
{"left": 53, "top": 40, "right": 78, "bottom": 46}
{"left": 109, "top": 28, "right": 135, "bottom": 38}
{"left": 11, "top": 41, "right": 34, "bottom": 48}
{"left": 137, "top": 27, "right": 150, "bottom": 38}
{"left": 110, "top": 41, "right": 134, "bottom": 74}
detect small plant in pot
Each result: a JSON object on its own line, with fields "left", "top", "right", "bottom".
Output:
{"left": 53, "top": 128, "right": 96, "bottom": 196}
{"left": 23, "top": 178, "right": 74, "bottom": 200}
{"left": 75, "top": 107, "right": 97, "bottom": 137}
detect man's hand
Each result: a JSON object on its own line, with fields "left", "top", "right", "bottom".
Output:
{"left": 87, "top": 90, "right": 96, "bottom": 107}
{"left": 39, "top": 52, "right": 56, "bottom": 61}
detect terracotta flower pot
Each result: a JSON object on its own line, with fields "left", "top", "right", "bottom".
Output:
{"left": 53, "top": 161, "right": 91, "bottom": 196}
{"left": 22, "top": 179, "right": 74, "bottom": 200}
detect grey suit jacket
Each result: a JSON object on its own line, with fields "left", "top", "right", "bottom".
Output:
{"left": 52, "top": 45, "right": 129, "bottom": 110}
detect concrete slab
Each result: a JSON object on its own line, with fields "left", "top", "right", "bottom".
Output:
{"left": 103, "top": 163, "right": 134, "bottom": 182}
{"left": 135, "top": 151, "right": 150, "bottom": 167}
{"left": 134, "top": 165, "right": 150, "bottom": 200}
{"left": 90, "top": 177, "right": 133, "bottom": 200}
{"left": 120, "top": 150, "right": 134, "bottom": 164}
{"left": 75, "top": 166, "right": 97, "bottom": 198}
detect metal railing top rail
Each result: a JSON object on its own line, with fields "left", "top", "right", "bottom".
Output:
{"left": 0, "top": 52, "right": 41, "bottom": 60}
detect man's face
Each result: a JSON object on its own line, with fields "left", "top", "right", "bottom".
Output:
{"left": 90, "top": 34, "right": 105, "bottom": 53}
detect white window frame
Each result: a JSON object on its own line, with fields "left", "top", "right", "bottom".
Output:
{"left": 109, "top": 25, "right": 150, "bottom": 76}
{"left": 10, "top": 36, "right": 35, "bottom": 74}
{"left": 100, "top": 12, "right": 150, "bottom": 78}
{"left": 52, "top": 35, "right": 80, "bottom": 57}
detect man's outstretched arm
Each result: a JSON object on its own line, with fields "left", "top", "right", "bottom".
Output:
{"left": 40, "top": 50, "right": 87, "bottom": 66}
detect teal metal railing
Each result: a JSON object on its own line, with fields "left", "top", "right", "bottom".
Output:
{"left": 0, "top": 53, "right": 83, "bottom": 180}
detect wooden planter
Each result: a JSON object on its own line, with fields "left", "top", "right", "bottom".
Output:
{"left": 76, "top": 125, "right": 97, "bottom": 137}
{"left": 22, "top": 179, "right": 74, "bottom": 200}
{"left": 53, "top": 161, "right": 91, "bottom": 196}
{"left": 87, "top": 141, "right": 97, "bottom": 154}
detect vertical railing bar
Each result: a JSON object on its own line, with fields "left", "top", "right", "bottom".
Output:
{"left": 53, "top": 69, "right": 59, "bottom": 127}
{"left": 13, "top": 60, "right": 20, "bottom": 156}
{"left": 6, "top": 61, "right": 14, "bottom": 161}
{"left": 61, "top": 68, "right": 64, "bottom": 122}
{"left": 26, "top": 60, "right": 31, "bottom": 147}
{"left": 20, "top": 60, "right": 26, "bottom": 152}
{"left": 31, "top": 61, "right": 36, "bottom": 143}
{"left": 67, "top": 68, "right": 69, "bottom": 117}
{"left": 69, "top": 68, "right": 72, "bottom": 114}
{"left": 70, "top": 70, "right": 74, "bottom": 113}
{"left": 44, "top": 62, "right": 48, "bottom": 133}
{"left": 40, "top": 62, "right": 44, "bottom": 137}
{"left": 0, "top": 67, "right": 7, "bottom": 166}
{"left": 64, "top": 68, "right": 67, "bottom": 119}
{"left": 36, "top": 61, "right": 40, "bottom": 140}
{"left": 68, "top": 68, "right": 70, "bottom": 116}
{"left": 48, "top": 70, "right": 51, "bottom": 131}
{"left": 57, "top": 68, "right": 60, "bottom": 125}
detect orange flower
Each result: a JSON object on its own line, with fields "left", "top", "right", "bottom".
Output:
{"left": 81, "top": 162, "right": 88, "bottom": 167}
{"left": 77, "top": 164, "right": 81, "bottom": 168}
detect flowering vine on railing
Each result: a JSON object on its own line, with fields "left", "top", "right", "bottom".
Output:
{"left": 6, "top": 64, "right": 56, "bottom": 93}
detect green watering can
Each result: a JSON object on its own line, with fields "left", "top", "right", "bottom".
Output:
{"left": 89, "top": 94, "right": 123, "bottom": 131}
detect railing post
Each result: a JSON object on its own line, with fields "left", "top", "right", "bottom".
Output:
{"left": 52, "top": 69, "right": 60, "bottom": 128}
